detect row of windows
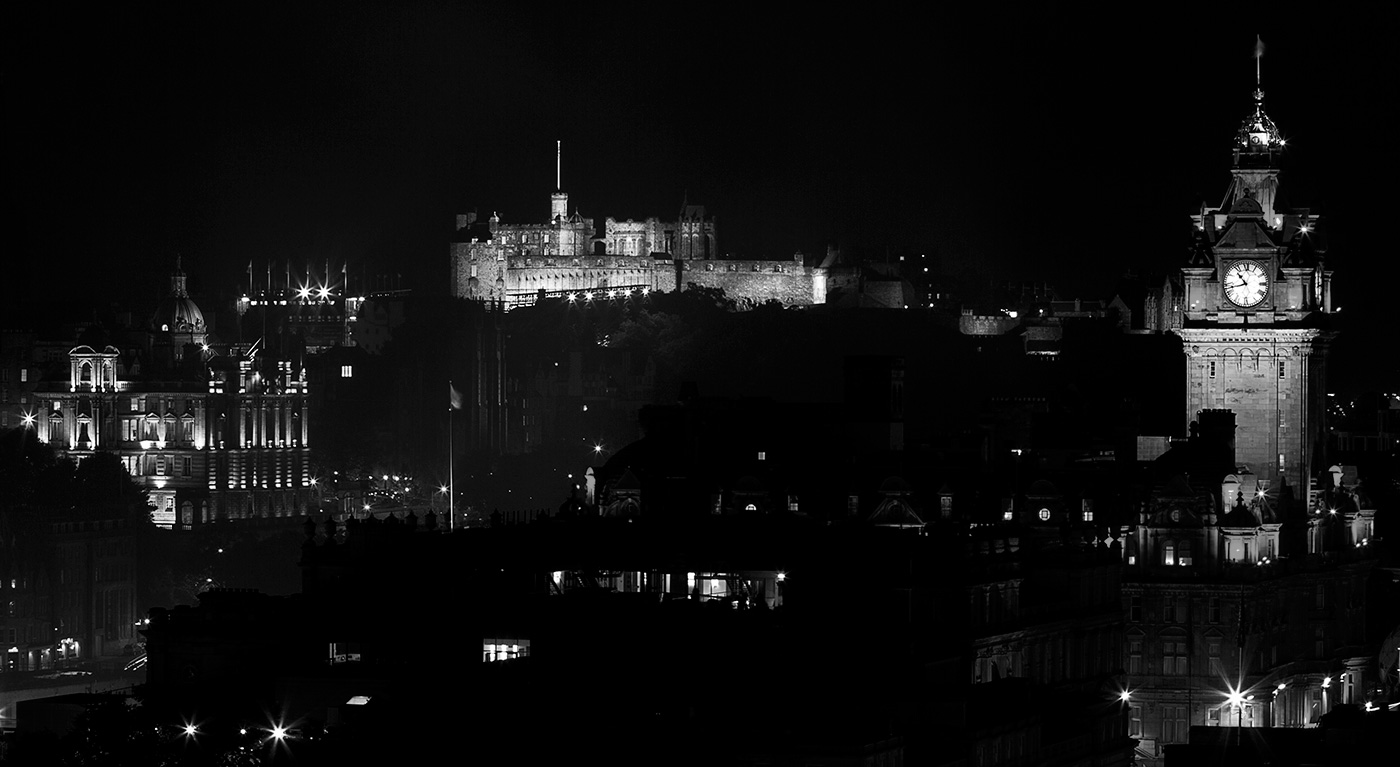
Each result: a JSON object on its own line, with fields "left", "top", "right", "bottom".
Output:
{"left": 122, "top": 454, "right": 193, "bottom": 477}
{"left": 1127, "top": 639, "right": 1224, "bottom": 676}
{"left": 1208, "top": 360, "right": 1286, "bottom": 378}
{"left": 1129, "top": 595, "right": 1223, "bottom": 623}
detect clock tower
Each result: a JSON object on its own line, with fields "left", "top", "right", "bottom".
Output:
{"left": 1173, "top": 75, "right": 1335, "bottom": 509}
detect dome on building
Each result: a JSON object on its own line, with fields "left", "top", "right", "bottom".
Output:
{"left": 151, "top": 259, "right": 208, "bottom": 348}
{"left": 154, "top": 295, "right": 206, "bottom": 334}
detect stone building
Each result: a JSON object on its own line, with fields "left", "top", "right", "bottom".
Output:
{"left": 448, "top": 148, "right": 832, "bottom": 309}
{"left": 27, "top": 264, "right": 315, "bottom": 529}
{"left": 1125, "top": 69, "right": 1381, "bottom": 765}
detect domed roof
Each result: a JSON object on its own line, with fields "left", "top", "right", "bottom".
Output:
{"left": 155, "top": 296, "right": 206, "bottom": 333}
{"left": 1235, "top": 89, "right": 1284, "bottom": 153}
{"left": 152, "top": 259, "right": 206, "bottom": 336}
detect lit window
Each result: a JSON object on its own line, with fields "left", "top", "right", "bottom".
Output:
{"left": 744, "top": 503, "right": 757, "bottom": 512}
{"left": 1163, "top": 541, "right": 1176, "bottom": 566}
{"left": 1003, "top": 510, "right": 1014, "bottom": 521}
{"left": 1179, "top": 539, "right": 1193, "bottom": 566}
{"left": 341, "top": 365, "right": 353, "bottom": 378}
{"left": 757, "top": 451, "right": 766, "bottom": 461}
{"left": 1038, "top": 508, "right": 1051, "bottom": 521}
{"left": 19, "top": 369, "right": 27, "bottom": 383}
{"left": 1082, "top": 510, "right": 1094, "bottom": 522}
{"left": 483, "top": 638, "right": 531, "bottom": 662}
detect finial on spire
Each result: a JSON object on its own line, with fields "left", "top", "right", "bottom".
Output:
{"left": 1253, "top": 34, "right": 1265, "bottom": 87}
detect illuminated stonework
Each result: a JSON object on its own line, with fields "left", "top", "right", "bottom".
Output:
{"left": 31, "top": 274, "right": 313, "bottom": 530}
{"left": 449, "top": 168, "right": 830, "bottom": 309}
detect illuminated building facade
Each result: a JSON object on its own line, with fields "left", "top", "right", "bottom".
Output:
{"left": 1149, "top": 78, "right": 1334, "bottom": 501}
{"left": 1126, "top": 69, "right": 1380, "bottom": 765}
{"left": 448, "top": 147, "right": 831, "bottom": 309}
{"left": 28, "top": 266, "right": 314, "bottom": 529}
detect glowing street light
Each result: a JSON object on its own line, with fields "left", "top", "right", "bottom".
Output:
{"left": 1119, "top": 690, "right": 1132, "bottom": 703}
{"left": 183, "top": 723, "right": 198, "bottom": 737}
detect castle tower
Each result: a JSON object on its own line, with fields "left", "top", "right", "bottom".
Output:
{"left": 1174, "top": 56, "right": 1335, "bottom": 508}
{"left": 550, "top": 140, "right": 568, "bottom": 222}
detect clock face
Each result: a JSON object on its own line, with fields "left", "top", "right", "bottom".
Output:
{"left": 1224, "top": 261, "right": 1269, "bottom": 308}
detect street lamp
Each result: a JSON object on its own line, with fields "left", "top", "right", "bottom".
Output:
{"left": 1226, "top": 687, "right": 1245, "bottom": 729}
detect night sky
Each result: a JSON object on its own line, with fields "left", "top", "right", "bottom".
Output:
{"left": 6, "top": 4, "right": 1397, "bottom": 373}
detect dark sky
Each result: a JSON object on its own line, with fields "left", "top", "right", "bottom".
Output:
{"left": 6, "top": 4, "right": 1397, "bottom": 350}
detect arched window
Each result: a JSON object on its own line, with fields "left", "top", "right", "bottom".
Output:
{"left": 1163, "top": 540, "right": 1177, "bottom": 566}
{"left": 1179, "top": 539, "right": 1194, "bottom": 567}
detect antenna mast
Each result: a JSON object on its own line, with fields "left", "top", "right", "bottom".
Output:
{"left": 556, "top": 140, "right": 561, "bottom": 191}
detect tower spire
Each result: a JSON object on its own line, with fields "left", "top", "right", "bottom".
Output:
{"left": 556, "top": 139, "right": 561, "bottom": 192}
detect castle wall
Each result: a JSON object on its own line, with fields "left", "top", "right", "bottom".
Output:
{"left": 960, "top": 315, "right": 1019, "bottom": 336}
{"left": 678, "top": 259, "right": 822, "bottom": 307}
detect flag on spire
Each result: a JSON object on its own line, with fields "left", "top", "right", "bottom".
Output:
{"left": 450, "top": 382, "right": 463, "bottom": 411}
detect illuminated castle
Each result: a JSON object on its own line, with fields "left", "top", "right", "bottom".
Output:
{"left": 449, "top": 142, "right": 832, "bottom": 308}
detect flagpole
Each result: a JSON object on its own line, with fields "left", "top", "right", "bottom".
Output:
{"left": 448, "top": 383, "right": 455, "bottom": 531}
